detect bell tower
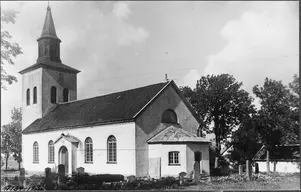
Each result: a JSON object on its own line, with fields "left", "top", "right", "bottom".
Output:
{"left": 37, "top": 6, "right": 61, "bottom": 63}
{"left": 19, "top": 6, "right": 80, "bottom": 130}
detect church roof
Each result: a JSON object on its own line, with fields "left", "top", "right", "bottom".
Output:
{"left": 38, "top": 6, "right": 60, "bottom": 41}
{"left": 19, "top": 60, "right": 80, "bottom": 74}
{"left": 22, "top": 81, "right": 170, "bottom": 134}
{"left": 147, "top": 124, "right": 210, "bottom": 144}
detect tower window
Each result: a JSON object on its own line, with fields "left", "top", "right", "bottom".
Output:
{"left": 162, "top": 109, "right": 178, "bottom": 124}
{"left": 50, "top": 86, "right": 57, "bottom": 103}
{"left": 26, "top": 89, "right": 30, "bottom": 106}
{"left": 33, "top": 87, "right": 37, "bottom": 104}
{"left": 63, "top": 88, "right": 69, "bottom": 102}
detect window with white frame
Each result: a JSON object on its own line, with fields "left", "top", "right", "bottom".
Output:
{"left": 168, "top": 151, "right": 179, "bottom": 165}
{"left": 107, "top": 135, "right": 117, "bottom": 163}
{"left": 48, "top": 140, "right": 54, "bottom": 163}
{"left": 85, "top": 137, "right": 93, "bottom": 163}
{"left": 33, "top": 141, "right": 39, "bottom": 163}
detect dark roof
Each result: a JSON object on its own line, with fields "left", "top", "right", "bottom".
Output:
{"left": 19, "top": 60, "right": 80, "bottom": 74}
{"left": 22, "top": 81, "right": 169, "bottom": 134}
{"left": 38, "top": 6, "right": 60, "bottom": 41}
{"left": 253, "top": 144, "right": 300, "bottom": 162}
{"left": 147, "top": 124, "right": 210, "bottom": 144}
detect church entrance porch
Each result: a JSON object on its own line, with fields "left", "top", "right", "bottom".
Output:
{"left": 54, "top": 133, "right": 80, "bottom": 175}
{"left": 59, "top": 146, "right": 69, "bottom": 174}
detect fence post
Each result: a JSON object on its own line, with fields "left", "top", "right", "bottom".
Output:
{"left": 214, "top": 157, "right": 219, "bottom": 168}
{"left": 238, "top": 165, "right": 243, "bottom": 175}
{"left": 255, "top": 163, "right": 259, "bottom": 174}
{"left": 246, "top": 160, "right": 252, "bottom": 180}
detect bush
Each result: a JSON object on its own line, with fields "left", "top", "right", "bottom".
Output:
{"left": 211, "top": 168, "right": 222, "bottom": 176}
{"left": 74, "top": 173, "right": 124, "bottom": 185}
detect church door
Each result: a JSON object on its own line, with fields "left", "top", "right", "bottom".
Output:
{"left": 59, "top": 146, "right": 68, "bottom": 174}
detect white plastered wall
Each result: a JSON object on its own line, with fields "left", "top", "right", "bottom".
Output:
{"left": 22, "top": 122, "right": 136, "bottom": 176}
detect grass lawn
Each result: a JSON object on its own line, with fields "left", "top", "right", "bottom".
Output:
{"left": 179, "top": 173, "right": 300, "bottom": 191}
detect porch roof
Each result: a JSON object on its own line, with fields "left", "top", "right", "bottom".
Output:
{"left": 54, "top": 133, "right": 80, "bottom": 144}
{"left": 147, "top": 124, "right": 210, "bottom": 144}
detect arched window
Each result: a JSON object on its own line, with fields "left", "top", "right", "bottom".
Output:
{"left": 33, "top": 142, "right": 39, "bottom": 163}
{"left": 168, "top": 151, "right": 180, "bottom": 165}
{"left": 26, "top": 89, "right": 30, "bottom": 106}
{"left": 63, "top": 88, "right": 69, "bottom": 102}
{"left": 85, "top": 137, "right": 93, "bottom": 163}
{"left": 50, "top": 86, "right": 57, "bottom": 103}
{"left": 33, "top": 87, "right": 37, "bottom": 104}
{"left": 107, "top": 136, "right": 117, "bottom": 163}
{"left": 162, "top": 109, "right": 178, "bottom": 124}
{"left": 48, "top": 140, "right": 54, "bottom": 163}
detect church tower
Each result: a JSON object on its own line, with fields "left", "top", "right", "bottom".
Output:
{"left": 19, "top": 6, "right": 80, "bottom": 130}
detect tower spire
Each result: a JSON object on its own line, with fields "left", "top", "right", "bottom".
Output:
{"left": 39, "top": 5, "right": 59, "bottom": 40}
{"left": 37, "top": 5, "right": 61, "bottom": 63}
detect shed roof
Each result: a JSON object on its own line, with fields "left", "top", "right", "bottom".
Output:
{"left": 253, "top": 144, "right": 300, "bottom": 162}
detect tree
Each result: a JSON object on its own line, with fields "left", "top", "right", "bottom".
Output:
{"left": 253, "top": 78, "right": 292, "bottom": 173}
{"left": 1, "top": 107, "right": 22, "bottom": 170}
{"left": 1, "top": 130, "right": 12, "bottom": 170}
{"left": 1, "top": 9, "right": 23, "bottom": 90}
{"left": 228, "top": 118, "right": 261, "bottom": 166}
{"left": 288, "top": 74, "right": 299, "bottom": 142}
{"left": 180, "top": 74, "right": 256, "bottom": 156}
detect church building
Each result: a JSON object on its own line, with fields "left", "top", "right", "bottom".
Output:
{"left": 20, "top": 6, "right": 210, "bottom": 178}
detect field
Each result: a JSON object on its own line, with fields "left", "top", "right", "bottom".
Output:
{"left": 180, "top": 173, "right": 300, "bottom": 191}
{"left": 1, "top": 158, "right": 300, "bottom": 191}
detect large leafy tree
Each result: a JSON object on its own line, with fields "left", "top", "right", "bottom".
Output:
{"left": 1, "top": 107, "right": 22, "bottom": 170}
{"left": 288, "top": 74, "right": 299, "bottom": 142}
{"left": 1, "top": 130, "right": 13, "bottom": 170}
{"left": 227, "top": 118, "right": 261, "bottom": 166}
{"left": 1, "top": 9, "right": 23, "bottom": 90}
{"left": 253, "top": 78, "right": 292, "bottom": 172}
{"left": 181, "top": 74, "right": 256, "bottom": 156}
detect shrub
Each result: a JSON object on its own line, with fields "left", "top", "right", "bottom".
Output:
{"left": 74, "top": 173, "right": 124, "bottom": 185}
{"left": 211, "top": 168, "right": 222, "bottom": 176}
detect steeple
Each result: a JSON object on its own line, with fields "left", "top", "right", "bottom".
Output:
{"left": 37, "top": 5, "right": 61, "bottom": 63}
{"left": 40, "top": 6, "right": 59, "bottom": 40}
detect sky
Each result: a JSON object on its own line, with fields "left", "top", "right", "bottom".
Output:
{"left": 1, "top": 1, "right": 299, "bottom": 126}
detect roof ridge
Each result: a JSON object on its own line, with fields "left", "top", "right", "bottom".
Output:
{"left": 57, "top": 81, "right": 169, "bottom": 106}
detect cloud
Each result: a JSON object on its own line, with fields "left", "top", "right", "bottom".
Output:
{"left": 204, "top": 2, "right": 298, "bottom": 93}
{"left": 180, "top": 69, "right": 200, "bottom": 89}
{"left": 0, "top": 1, "right": 150, "bottom": 125}
{"left": 112, "top": 1, "right": 131, "bottom": 20}
{"left": 111, "top": 2, "right": 149, "bottom": 47}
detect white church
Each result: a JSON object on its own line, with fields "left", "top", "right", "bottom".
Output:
{"left": 20, "top": 6, "right": 211, "bottom": 178}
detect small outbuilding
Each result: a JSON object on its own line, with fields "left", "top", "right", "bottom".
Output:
{"left": 252, "top": 144, "right": 300, "bottom": 173}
